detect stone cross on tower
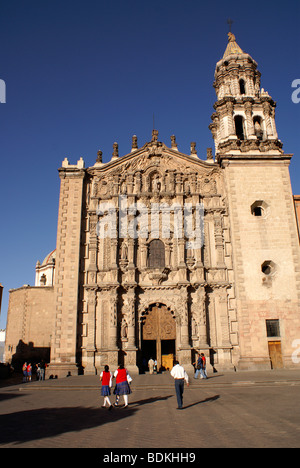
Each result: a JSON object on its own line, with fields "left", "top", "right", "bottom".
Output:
{"left": 227, "top": 18, "right": 233, "bottom": 32}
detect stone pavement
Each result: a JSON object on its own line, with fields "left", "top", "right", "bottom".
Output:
{"left": 1, "top": 369, "right": 300, "bottom": 448}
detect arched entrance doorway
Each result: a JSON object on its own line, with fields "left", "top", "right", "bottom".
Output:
{"left": 141, "top": 303, "right": 176, "bottom": 372}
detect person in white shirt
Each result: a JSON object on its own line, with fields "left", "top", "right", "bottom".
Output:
{"left": 148, "top": 358, "right": 155, "bottom": 375}
{"left": 170, "top": 360, "right": 190, "bottom": 410}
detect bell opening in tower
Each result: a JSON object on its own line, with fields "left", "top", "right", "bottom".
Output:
{"left": 234, "top": 115, "right": 245, "bottom": 140}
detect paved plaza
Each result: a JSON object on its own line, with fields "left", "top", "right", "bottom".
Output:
{"left": 0, "top": 369, "right": 300, "bottom": 449}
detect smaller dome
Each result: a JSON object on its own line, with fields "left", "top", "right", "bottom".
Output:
{"left": 41, "top": 249, "right": 56, "bottom": 267}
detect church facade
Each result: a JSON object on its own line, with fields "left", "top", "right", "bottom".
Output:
{"left": 5, "top": 34, "right": 300, "bottom": 376}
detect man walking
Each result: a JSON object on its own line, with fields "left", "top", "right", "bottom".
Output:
{"left": 170, "top": 360, "right": 189, "bottom": 410}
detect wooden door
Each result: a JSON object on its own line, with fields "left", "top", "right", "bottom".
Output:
{"left": 268, "top": 341, "right": 283, "bottom": 369}
{"left": 142, "top": 304, "right": 176, "bottom": 371}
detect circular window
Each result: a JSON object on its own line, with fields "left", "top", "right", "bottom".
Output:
{"left": 261, "top": 261, "right": 277, "bottom": 276}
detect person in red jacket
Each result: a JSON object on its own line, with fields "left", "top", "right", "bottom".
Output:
{"left": 22, "top": 362, "right": 27, "bottom": 383}
{"left": 113, "top": 365, "right": 132, "bottom": 408}
{"left": 100, "top": 365, "right": 113, "bottom": 410}
{"left": 27, "top": 363, "right": 32, "bottom": 382}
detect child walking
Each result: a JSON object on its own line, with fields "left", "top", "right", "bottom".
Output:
{"left": 113, "top": 365, "right": 132, "bottom": 408}
{"left": 100, "top": 365, "right": 113, "bottom": 410}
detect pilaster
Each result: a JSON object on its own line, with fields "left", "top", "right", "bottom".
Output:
{"left": 49, "top": 158, "right": 86, "bottom": 378}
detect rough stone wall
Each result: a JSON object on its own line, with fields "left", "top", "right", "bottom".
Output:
{"left": 5, "top": 286, "right": 54, "bottom": 366}
{"left": 224, "top": 160, "right": 300, "bottom": 369}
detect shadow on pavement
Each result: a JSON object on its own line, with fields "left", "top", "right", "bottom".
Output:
{"left": 0, "top": 392, "right": 23, "bottom": 403}
{"left": 183, "top": 394, "right": 220, "bottom": 410}
{"left": 130, "top": 395, "right": 173, "bottom": 407}
{"left": 0, "top": 405, "right": 137, "bottom": 445}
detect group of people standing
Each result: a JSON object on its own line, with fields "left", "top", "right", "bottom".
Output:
{"left": 194, "top": 353, "right": 208, "bottom": 380}
{"left": 22, "top": 362, "right": 32, "bottom": 382}
{"left": 22, "top": 361, "right": 46, "bottom": 382}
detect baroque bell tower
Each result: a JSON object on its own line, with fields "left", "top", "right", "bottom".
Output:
{"left": 209, "top": 33, "right": 300, "bottom": 370}
{"left": 209, "top": 32, "right": 282, "bottom": 156}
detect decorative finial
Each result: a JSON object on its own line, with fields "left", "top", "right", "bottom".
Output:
{"left": 112, "top": 142, "right": 119, "bottom": 159}
{"left": 206, "top": 148, "right": 214, "bottom": 162}
{"left": 152, "top": 129, "right": 159, "bottom": 143}
{"left": 96, "top": 150, "right": 103, "bottom": 163}
{"left": 171, "top": 135, "right": 178, "bottom": 150}
{"left": 190, "top": 142, "right": 197, "bottom": 155}
{"left": 132, "top": 135, "right": 138, "bottom": 151}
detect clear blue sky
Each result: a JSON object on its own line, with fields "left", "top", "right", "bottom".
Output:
{"left": 0, "top": 0, "right": 299, "bottom": 329}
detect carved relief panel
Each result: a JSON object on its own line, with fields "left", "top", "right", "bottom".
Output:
{"left": 141, "top": 304, "right": 176, "bottom": 341}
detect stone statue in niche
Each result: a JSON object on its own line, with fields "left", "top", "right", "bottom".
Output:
{"left": 152, "top": 175, "right": 161, "bottom": 192}
{"left": 121, "top": 318, "right": 128, "bottom": 341}
{"left": 121, "top": 242, "right": 128, "bottom": 260}
{"left": 192, "top": 317, "right": 198, "bottom": 339}
{"left": 119, "top": 241, "right": 129, "bottom": 272}
{"left": 183, "top": 179, "right": 190, "bottom": 194}
{"left": 254, "top": 120, "right": 264, "bottom": 140}
{"left": 120, "top": 181, "right": 127, "bottom": 194}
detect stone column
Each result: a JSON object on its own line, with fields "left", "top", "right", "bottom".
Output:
{"left": 244, "top": 99, "right": 255, "bottom": 138}
{"left": 270, "top": 106, "right": 278, "bottom": 138}
{"left": 140, "top": 239, "right": 148, "bottom": 269}
{"left": 109, "top": 290, "right": 118, "bottom": 349}
{"left": 127, "top": 238, "right": 135, "bottom": 269}
{"left": 107, "top": 289, "right": 119, "bottom": 370}
{"left": 178, "top": 238, "right": 187, "bottom": 282}
{"left": 87, "top": 215, "right": 98, "bottom": 284}
{"left": 175, "top": 172, "right": 182, "bottom": 194}
{"left": 262, "top": 100, "right": 274, "bottom": 137}
{"left": 245, "top": 70, "right": 255, "bottom": 96}
{"left": 226, "top": 98, "right": 235, "bottom": 137}
{"left": 177, "top": 287, "right": 194, "bottom": 373}
{"left": 196, "top": 287, "right": 209, "bottom": 348}
{"left": 214, "top": 214, "right": 226, "bottom": 267}
{"left": 84, "top": 287, "right": 97, "bottom": 375}
{"left": 214, "top": 287, "right": 234, "bottom": 370}
{"left": 231, "top": 69, "right": 240, "bottom": 95}
{"left": 110, "top": 238, "right": 118, "bottom": 283}
{"left": 123, "top": 287, "right": 139, "bottom": 375}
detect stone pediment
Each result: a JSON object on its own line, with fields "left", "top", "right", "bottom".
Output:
{"left": 88, "top": 134, "right": 217, "bottom": 179}
{"left": 88, "top": 132, "right": 222, "bottom": 201}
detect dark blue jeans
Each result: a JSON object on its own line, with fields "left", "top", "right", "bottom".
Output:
{"left": 175, "top": 379, "right": 185, "bottom": 408}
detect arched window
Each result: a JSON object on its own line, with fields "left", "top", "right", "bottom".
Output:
{"left": 148, "top": 240, "right": 165, "bottom": 269}
{"left": 239, "top": 79, "right": 246, "bottom": 95}
{"left": 234, "top": 115, "right": 245, "bottom": 140}
{"left": 40, "top": 274, "right": 47, "bottom": 286}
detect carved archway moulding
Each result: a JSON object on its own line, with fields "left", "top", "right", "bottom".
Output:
{"left": 140, "top": 303, "right": 176, "bottom": 344}
{"left": 138, "top": 299, "right": 177, "bottom": 321}
{"left": 140, "top": 302, "right": 176, "bottom": 322}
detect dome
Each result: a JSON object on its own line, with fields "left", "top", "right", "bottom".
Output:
{"left": 41, "top": 249, "right": 56, "bottom": 267}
